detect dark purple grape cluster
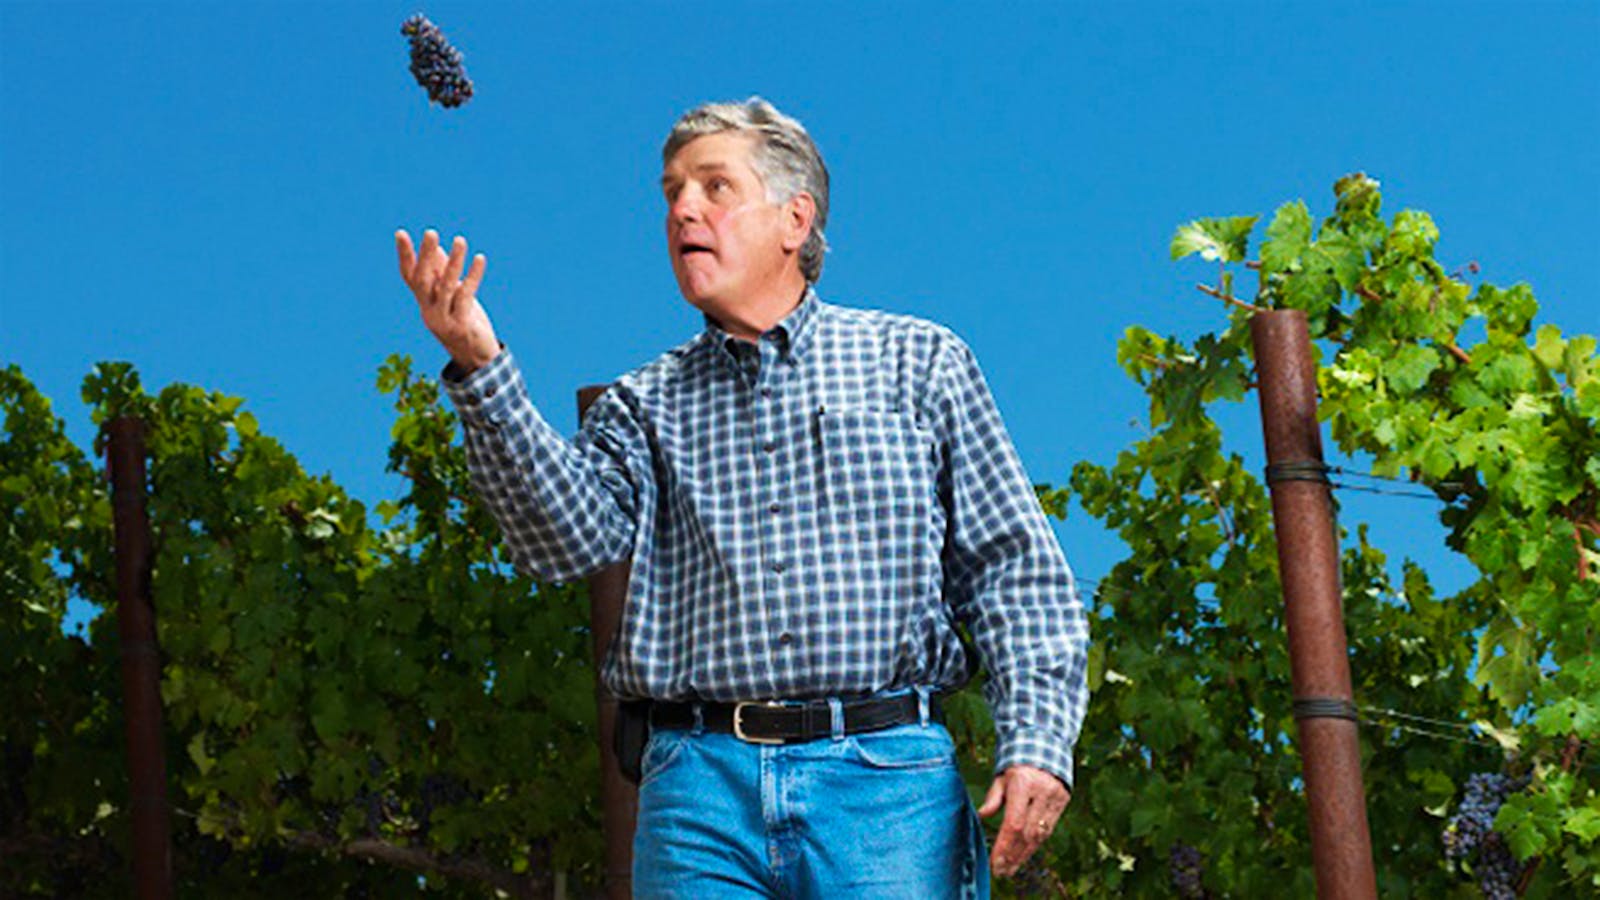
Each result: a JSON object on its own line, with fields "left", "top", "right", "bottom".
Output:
{"left": 1443, "top": 772, "right": 1531, "bottom": 899}
{"left": 1169, "top": 842, "right": 1207, "bottom": 899}
{"left": 401, "top": 14, "right": 474, "bottom": 108}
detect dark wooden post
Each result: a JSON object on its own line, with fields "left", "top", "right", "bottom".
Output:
{"left": 1251, "top": 310, "right": 1377, "bottom": 899}
{"left": 106, "top": 417, "right": 174, "bottom": 899}
{"left": 578, "top": 386, "right": 638, "bottom": 899}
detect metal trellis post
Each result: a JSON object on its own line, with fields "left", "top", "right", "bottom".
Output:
{"left": 107, "top": 416, "right": 174, "bottom": 899}
{"left": 578, "top": 385, "right": 638, "bottom": 899}
{"left": 1251, "top": 310, "right": 1378, "bottom": 899}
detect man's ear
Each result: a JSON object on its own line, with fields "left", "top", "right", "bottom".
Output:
{"left": 782, "top": 192, "right": 816, "bottom": 254}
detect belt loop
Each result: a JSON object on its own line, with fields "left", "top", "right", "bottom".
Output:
{"left": 916, "top": 686, "right": 931, "bottom": 727}
{"left": 827, "top": 697, "right": 845, "bottom": 741}
{"left": 691, "top": 702, "right": 705, "bottom": 735}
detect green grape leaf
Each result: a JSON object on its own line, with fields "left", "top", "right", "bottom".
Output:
{"left": 188, "top": 732, "right": 215, "bottom": 776}
{"left": 1533, "top": 696, "right": 1600, "bottom": 739}
{"left": 1477, "top": 351, "right": 1537, "bottom": 396}
{"left": 1479, "top": 283, "right": 1540, "bottom": 336}
{"left": 1562, "top": 333, "right": 1597, "bottom": 387}
{"left": 1474, "top": 618, "right": 1540, "bottom": 708}
{"left": 1387, "top": 209, "right": 1439, "bottom": 257}
{"left": 1261, "top": 200, "right": 1312, "bottom": 274}
{"left": 1314, "top": 231, "right": 1366, "bottom": 291}
{"left": 1567, "top": 803, "right": 1600, "bottom": 844}
{"left": 1170, "top": 216, "right": 1259, "bottom": 263}
{"left": 1533, "top": 324, "right": 1568, "bottom": 370}
{"left": 1498, "top": 791, "right": 1564, "bottom": 861}
{"left": 1385, "top": 344, "right": 1441, "bottom": 393}
{"left": 1580, "top": 380, "right": 1600, "bottom": 419}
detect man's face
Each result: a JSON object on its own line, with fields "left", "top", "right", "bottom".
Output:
{"left": 661, "top": 131, "right": 800, "bottom": 316}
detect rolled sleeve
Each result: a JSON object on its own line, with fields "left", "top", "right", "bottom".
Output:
{"left": 439, "top": 347, "right": 642, "bottom": 584}
{"left": 933, "top": 335, "right": 1090, "bottom": 789}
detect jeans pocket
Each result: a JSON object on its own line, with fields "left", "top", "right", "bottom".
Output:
{"left": 640, "top": 728, "right": 691, "bottom": 784}
{"left": 846, "top": 724, "right": 957, "bottom": 770}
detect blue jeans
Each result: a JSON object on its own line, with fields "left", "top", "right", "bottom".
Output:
{"left": 632, "top": 690, "right": 990, "bottom": 899}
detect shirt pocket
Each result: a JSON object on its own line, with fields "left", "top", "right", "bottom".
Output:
{"left": 817, "top": 406, "right": 935, "bottom": 541}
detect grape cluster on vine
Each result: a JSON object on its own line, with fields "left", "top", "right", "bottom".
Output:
{"left": 401, "top": 14, "right": 474, "bottom": 108}
{"left": 1169, "top": 842, "right": 1208, "bottom": 899}
{"left": 1443, "top": 772, "right": 1530, "bottom": 899}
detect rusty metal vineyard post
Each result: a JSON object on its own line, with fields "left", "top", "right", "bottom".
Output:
{"left": 578, "top": 385, "right": 638, "bottom": 899}
{"left": 106, "top": 417, "right": 174, "bottom": 899}
{"left": 1251, "top": 310, "right": 1378, "bottom": 899}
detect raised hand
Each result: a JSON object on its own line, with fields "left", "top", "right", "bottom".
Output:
{"left": 396, "top": 228, "right": 500, "bottom": 374}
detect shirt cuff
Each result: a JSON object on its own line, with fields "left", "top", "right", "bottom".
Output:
{"left": 994, "top": 726, "right": 1076, "bottom": 791}
{"left": 439, "top": 343, "right": 519, "bottom": 432}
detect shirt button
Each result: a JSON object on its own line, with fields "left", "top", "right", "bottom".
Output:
{"left": 768, "top": 501, "right": 781, "bottom": 514}
{"left": 484, "top": 386, "right": 497, "bottom": 399}
{"left": 778, "top": 632, "right": 794, "bottom": 646}
{"left": 760, "top": 387, "right": 773, "bottom": 398}
{"left": 771, "top": 561, "right": 787, "bottom": 573}
{"left": 763, "top": 441, "right": 777, "bottom": 453}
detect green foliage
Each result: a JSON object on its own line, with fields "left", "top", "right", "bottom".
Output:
{"left": 0, "top": 365, "right": 129, "bottom": 895}
{"left": 1171, "top": 216, "right": 1260, "bottom": 264}
{"left": 998, "top": 173, "right": 1597, "bottom": 897}
{"left": 4, "top": 358, "right": 596, "bottom": 895}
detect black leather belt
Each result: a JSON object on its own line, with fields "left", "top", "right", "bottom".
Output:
{"left": 649, "top": 691, "right": 945, "bottom": 745}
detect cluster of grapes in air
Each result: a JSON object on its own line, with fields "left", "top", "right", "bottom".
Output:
{"left": 401, "top": 14, "right": 474, "bottom": 108}
{"left": 1443, "top": 772, "right": 1531, "bottom": 899}
{"left": 1169, "top": 842, "right": 1208, "bottom": 898}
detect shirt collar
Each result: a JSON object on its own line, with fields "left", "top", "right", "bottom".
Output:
{"left": 701, "top": 286, "right": 823, "bottom": 365}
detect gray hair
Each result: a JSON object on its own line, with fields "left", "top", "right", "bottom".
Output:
{"left": 663, "top": 97, "right": 830, "bottom": 283}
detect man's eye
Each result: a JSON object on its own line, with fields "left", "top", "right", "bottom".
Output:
{"left": 710, "top": 177, "right": 730, "bottom": 194}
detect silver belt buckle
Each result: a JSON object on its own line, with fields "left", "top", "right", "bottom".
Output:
{"left": 732, "top": 701, "right": 788, "bottom": 745}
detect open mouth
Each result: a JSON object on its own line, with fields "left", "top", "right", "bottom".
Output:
{"left": 679, "top": 242, "right": 714, "bottom": 258}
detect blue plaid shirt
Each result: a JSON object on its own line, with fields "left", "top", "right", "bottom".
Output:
{"left": 441, "top": 289, "right": 1088, "bottom": 785}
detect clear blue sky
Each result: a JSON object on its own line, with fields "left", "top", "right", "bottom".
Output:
{"left": 3, "top": 2, "right": 1595, "bottom": 620}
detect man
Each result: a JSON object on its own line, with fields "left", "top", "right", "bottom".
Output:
{"left": 395, "top": 97, "right": 1088, "bottom": 898}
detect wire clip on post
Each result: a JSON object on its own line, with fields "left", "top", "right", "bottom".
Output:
{"left": 1264, "top": 461, "right": 1332, "bottom": 486}
{"left": 1293, "top": 697, "right": 1360, "bottom": 722}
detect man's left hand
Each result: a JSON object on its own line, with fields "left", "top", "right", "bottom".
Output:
{"left": 977, "top": 764, "right": 1071, "bottom": 878}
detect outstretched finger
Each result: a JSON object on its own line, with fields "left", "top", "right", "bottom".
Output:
{"left": 430, "top": 244, "right": 452, "bottom": 305}
{"left": 444, "top": 235, "right": 469, "bottom": 287}
{"left": 396, "top": 230, "right": 417, "bottom": 281}
{"left": 461, "top": 253, "right": 488, "bottom": 303}
{"left": 416, "top": 230, "right": 442, "bottom": 300}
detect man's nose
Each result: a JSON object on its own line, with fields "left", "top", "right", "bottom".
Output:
{"left": 669, "top": 185, "right": 704, "bottom": 225}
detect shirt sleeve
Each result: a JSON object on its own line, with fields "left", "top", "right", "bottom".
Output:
{"left": 439, "top": 346, "right": 642, "bottom": 584}
{"left": 932, "top": 334, "right": 1090, "bottom": 789}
